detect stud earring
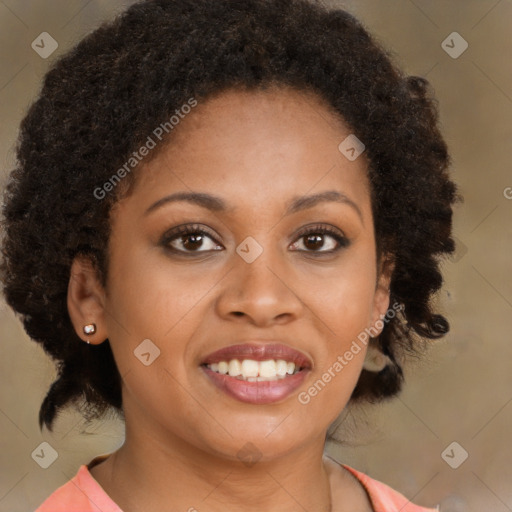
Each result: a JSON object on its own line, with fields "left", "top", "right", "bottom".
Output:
{"left": 83, "top": 323, "right": 96, "bottom": 344}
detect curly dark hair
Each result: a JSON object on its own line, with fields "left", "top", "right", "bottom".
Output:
{"left": 0, "top": 0, "right": 460, "bottom": 433}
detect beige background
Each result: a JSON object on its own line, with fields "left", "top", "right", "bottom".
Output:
{"left": 1, "top": 1, "right": 511, "bottom": 511}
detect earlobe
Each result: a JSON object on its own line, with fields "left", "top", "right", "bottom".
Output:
{"left": 363, "top": 342, "right": 393, "bottom": 372}
{"left": 67, "top": 256, "right": 108, "bottom": 345}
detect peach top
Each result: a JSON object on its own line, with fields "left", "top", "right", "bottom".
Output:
{"left": 35, "top": 454, "right": 439, "bottom": 512}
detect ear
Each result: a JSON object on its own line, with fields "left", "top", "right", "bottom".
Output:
{"left": 67, "top": 255, "right": 108, "bottom": 345}
{"left": 369, "top": 253, "right": 395, "bottom": 335}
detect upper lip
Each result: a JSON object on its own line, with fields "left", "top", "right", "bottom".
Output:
{"left": 201, "top": 342, "right": 313, "bottom": 369}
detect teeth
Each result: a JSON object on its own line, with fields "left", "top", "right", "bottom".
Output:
{"left": 276, "top": 360, "right": 288, "bottom": 376}
{"left": 228, "top": 359, "right": 242, "bottom": 377}
{"left": 206, "top": 359, "right": 300, "bottom": 380}
{"left": 259, "top": 360, "right": 276, "bottom": 378}
{"left": 241, "top": 359, "right": 259, "bottom": 378}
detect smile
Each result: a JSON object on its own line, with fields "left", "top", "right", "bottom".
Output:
{"left": 205, "top": 358, "right": 300, "bottom": 381}
{"left": 200, "top": 343, "right": 312, "bottom": 404}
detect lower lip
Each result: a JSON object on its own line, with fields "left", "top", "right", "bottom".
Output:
{"left": 201, "top": 366, "right": 309, "bottom": 404}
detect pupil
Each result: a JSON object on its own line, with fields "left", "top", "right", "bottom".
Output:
{"left": 305, "top": 234, "right": 323, "bottom": 250}
{"left": 183, "top": 234, "right": 203, "bottom": 250}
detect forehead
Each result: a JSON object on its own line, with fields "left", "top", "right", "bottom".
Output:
{"left": 123, "top": 86, "right": 372, "bottom": 218}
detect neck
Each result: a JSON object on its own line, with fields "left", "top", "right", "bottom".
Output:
{"left": 95, "top": 423, "right": 333, "bottom": 512}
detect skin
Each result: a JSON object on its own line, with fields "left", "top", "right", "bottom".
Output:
{"left": 67, "top": 86, "right": 393, "bottom": 512}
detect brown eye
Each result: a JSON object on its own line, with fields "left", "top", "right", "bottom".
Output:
{"left": 303, "top": 234, "right": 330, "bottom": 251}
{"left": 291, "top": 225, "right": 350, "bottom": 254}
{"left": 177, "top": 233, "right": 207, "bottom": 251}
{"left": 161, "top": 225, "right": 222, "bottom": 254}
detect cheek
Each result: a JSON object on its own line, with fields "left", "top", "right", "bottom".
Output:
{"left": 297, "top": 290, "right": 370, "bottom": 423}
{"left": 296, "top": 249, "right": 377, "bottom": 336}
{"left": 292, "top": 252, "right": 375, "bottom": 417}
{"left": 103, "top": 253, "right": 217, "bottom": 436}
{"left": 106, "top": 247, "right": 208, "bottom": 340}
{"left": 103, "top": 246, "right": 226, "bottom": 390}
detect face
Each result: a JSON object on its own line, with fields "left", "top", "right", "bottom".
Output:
{"left": 70, "top": 86, "right": 392, "bottom": 462}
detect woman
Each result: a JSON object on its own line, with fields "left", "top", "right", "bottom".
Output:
{"left": 0, "top": 0, "right": 459, "bottom": 510}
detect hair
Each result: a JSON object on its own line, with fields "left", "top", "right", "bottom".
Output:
{"left": 0, "top": 0, "right": 460, "bottom": 432}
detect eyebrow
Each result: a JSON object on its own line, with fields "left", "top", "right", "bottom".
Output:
{"left": 144, "top": 190, "right": 363, "bottom": 222}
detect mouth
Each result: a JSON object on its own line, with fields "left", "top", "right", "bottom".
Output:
{"left": 200, "top": 343, "right": 312, "bottom": 404}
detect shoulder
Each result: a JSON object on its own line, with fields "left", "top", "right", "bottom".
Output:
{"left": 35, "top": 461, "right": 122, "bottom": 512}
{"left": 340, "top": 463, "right": 439, "bottom": 512}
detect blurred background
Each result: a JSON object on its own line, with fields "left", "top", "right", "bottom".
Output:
{"left": 0, "top": 1, "right": 511, "bottom": 511}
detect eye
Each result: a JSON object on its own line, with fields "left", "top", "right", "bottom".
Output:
{"left": 160, "top": 223, "right": 350, "bottom": 256}
{"left": 161, "top": 224, "right": 222, "bottom": 254}
{"left": 290, "top": 224, "right": 350, "bottom": 254}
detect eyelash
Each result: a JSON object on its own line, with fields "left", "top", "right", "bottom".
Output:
{"left": 160, "top": 223, "right": 350, "bottom": 256}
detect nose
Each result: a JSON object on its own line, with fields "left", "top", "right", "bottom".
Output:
{"left": 215, "top": 248, "right": 304, "bottom": 327}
